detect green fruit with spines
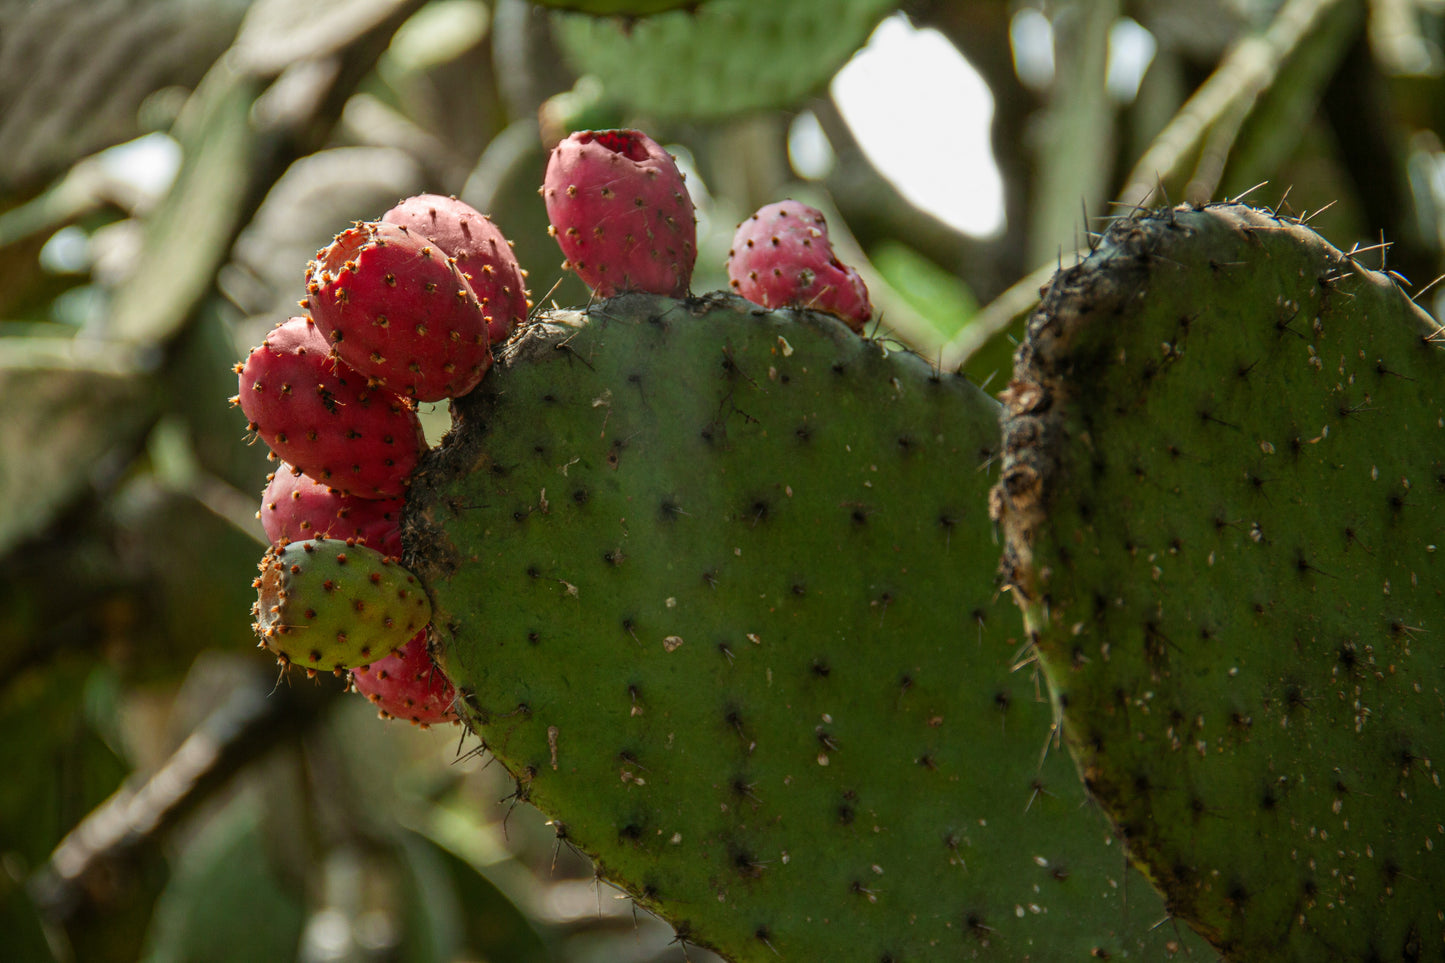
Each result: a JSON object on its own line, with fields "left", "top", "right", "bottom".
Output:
{"left": 991, "top": 202, "right": 1445, "bottom": 960}
{"left": 252, "top": 536, "right": 432, "bottom": 675}
{"left": 403, "top": 292, "right": 1213, "bottom": 962}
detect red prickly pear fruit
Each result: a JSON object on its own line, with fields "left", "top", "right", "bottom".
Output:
{"left": 726, "top": 201, "right": 872, "bottom": 333}
{"left": 541, "top": 129, "right": 696, "bottom": 298}
{"left": 381, "top": 194, "right": 531, "bottom": 349}
{"left": 235, "top": 316, "right": 425, "bottom": 500}
{"left": 259, "top": 463, "right": 403, "bottom": 556}
{"left": 251, "top": 536, "right": 432, "bottom": 676}
{"left": 305, "top": 220, "right": 491, "bottom": 402}
{"left": 349, "top": 630, "right": 458, "bottom": 727}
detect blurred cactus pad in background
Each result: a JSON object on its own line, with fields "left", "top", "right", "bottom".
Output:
{"left": 2, "top": 1, "right": 1444, "bottom": 962}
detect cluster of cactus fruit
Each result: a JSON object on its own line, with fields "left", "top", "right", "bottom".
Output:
{"left": 237, "top": 129, "right": 867, "bottom": 729}
{"left": 234, "top": 188, "right": 538, "bottom": 723}
{"left": 236, "top": 127, "right": 1444, "bottom": 961}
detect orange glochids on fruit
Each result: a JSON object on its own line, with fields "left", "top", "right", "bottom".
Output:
{"left": 251, "top": 537, "right": 430, "bottom": 675}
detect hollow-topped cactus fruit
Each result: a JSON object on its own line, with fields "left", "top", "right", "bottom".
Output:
{"left": 234, "top": 316, "right": 425, "bottom": 499}
{"left": 541, "top": 129, "right": 696, "bottom": 298}
{"left": 252, "top": 536, "right": 431, "bottom": 676}
{"left": 381, "top": 194, "right": 530, "bottom": 349}
{"left": 350, "top": 631, "right": 458, "bottom": 727}
{"left": 727, "top": 200, "right": 871, "bottom": 332}
{"left": 259, "top": 463, "right": 403, "bottom": 556}
{"left": 305, "top": 220, "right": 491, "bottom": 402}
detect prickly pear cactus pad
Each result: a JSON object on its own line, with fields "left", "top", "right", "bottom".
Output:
{"left": 991, "top": 204, "right": 1445, "bottom": 960}
{"left": 406, "top": 293, "right": 1211, "bottom": 961}
{"left": 528, "top": 0, "right": 699, "bottom": 14}
{"left": 553, "top": 0, "right": 899, "bottom": 119}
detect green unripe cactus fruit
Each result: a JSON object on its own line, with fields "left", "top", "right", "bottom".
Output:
{"left": 404, "top": 294, "right": 1211, "bottom": 961}
{"left": 991, "top": 203, "right": 1445, "bottom": 960}
{"left": 252, "top": 536, "right": 432, "bottom": 675}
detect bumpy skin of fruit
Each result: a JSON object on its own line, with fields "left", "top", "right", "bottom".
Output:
{"left": 306, "top": 220, "right": 491, "bottom": 402}
{"left": 382, "top": 194, "right": 530, "bottom": 349}
{"left": 726, "top": 201, "right": 871, "bottom": 332}
{"left": 236, "top": 317, "right": 425, "bottom": 500}
{"left": 259, "top": 463, "right": 403, "bottom": 556}
{"left": 350, "top": 630, "right": 458, "bottom": 727}
{"left": 252, "top": 537, "right": 432, "bottom": 675}
{"left": 541, "top": 129, "right": 696, "bottom": 298}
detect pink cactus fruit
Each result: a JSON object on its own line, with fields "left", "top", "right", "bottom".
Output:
{"left": 541, "top": 129, "right": 696, "bottom": 298}
{"left": 381, "top": 194, "right": 530, "bottom": 349}
{"left": 350, "top": 631, "right": 458, "bottom": 727}
{"left": 726, "top": 201, "right": 872, "bottom": 332}
{"left": 234, "top": 316, "right": 425, "bottom": 500}
{"left": 259, "top": 463, "right": 404, "bottom": 556}
{"left": 305, "top": 220, "right": 491, "bottom": 402}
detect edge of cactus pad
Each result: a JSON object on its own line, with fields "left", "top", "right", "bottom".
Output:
{"left": 992, "top": 203, "right": 1445, "bottom": 961}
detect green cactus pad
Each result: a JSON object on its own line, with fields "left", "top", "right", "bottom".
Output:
{"left": 552, "top": 0, "right": 899, "bottom": 119}
{"left": 406, "top": 294, "right": 1212, "bottom": 961}
{"left": 253, "top": 537, "right": 431, "bottom": 674}
{"left": 992, "top": 204, "right": 1445, "bottom": 960}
